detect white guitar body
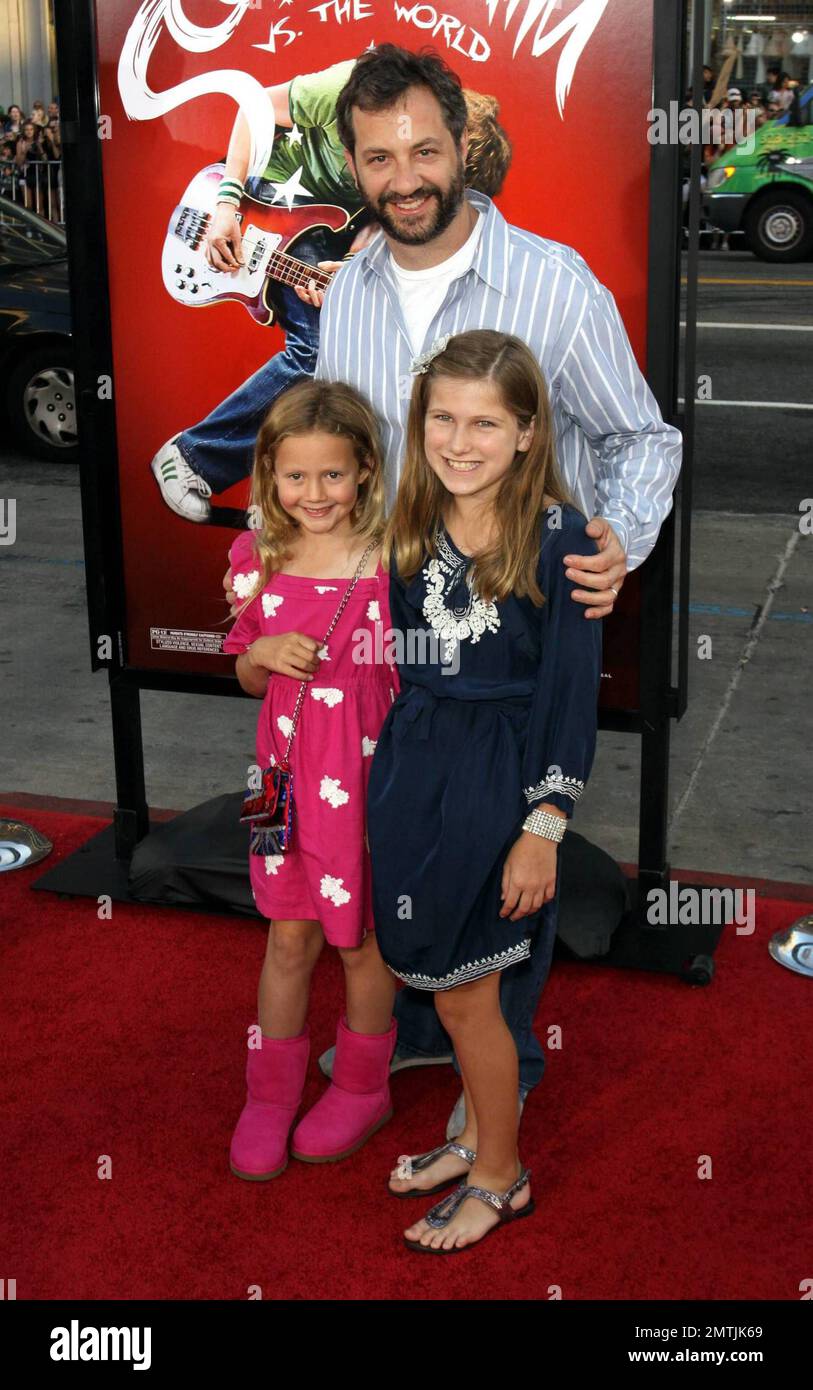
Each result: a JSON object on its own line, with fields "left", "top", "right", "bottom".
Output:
{"left": 161, "top": 163, "right": 354, "bottom": 327}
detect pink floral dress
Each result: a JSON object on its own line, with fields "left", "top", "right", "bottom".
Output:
{"left": 223, "top": 529, "right": 399, "bottom": 947}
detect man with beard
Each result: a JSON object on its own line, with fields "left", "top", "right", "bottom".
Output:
{"left": 300, "top": 44, "right": 679, "bottom": 601}
{"left": 262, "top": 44, "right": 681, "bottom": 1148}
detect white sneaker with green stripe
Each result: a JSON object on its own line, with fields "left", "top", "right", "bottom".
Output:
{"left": 151, "top": 435, "right": 212, "bottom": 522}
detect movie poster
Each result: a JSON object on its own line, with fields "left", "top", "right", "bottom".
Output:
{"left": 92, "top": 0, "right": 655, "bottom": 707}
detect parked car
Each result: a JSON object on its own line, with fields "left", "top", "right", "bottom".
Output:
{"left": 703, "top": 84, "right": 813, "bottom": 261}
{"left": 0, "top": 194, "right": 75, "bottom": 459}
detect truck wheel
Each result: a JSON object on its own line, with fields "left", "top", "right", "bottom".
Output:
{"left": 744, "top": 190, "right": 813, "bottom": 262}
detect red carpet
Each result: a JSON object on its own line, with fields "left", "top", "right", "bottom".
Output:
{"left": 1, "top": 801, "right": 810, "bottom": 1301}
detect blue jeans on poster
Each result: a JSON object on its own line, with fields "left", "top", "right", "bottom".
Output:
{"left": 393, "top": 875, "right": 561, "bottom": 1098}
{"left": 175, "top": 226, "right": 325, "bottom": 494}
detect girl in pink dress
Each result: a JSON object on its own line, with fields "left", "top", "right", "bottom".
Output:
{"left": 222, "top": 378, "right": 400, "bottom": 1181}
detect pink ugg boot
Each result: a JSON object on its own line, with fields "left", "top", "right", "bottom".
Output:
{"left": 229, "top": 1025, "right": 310, "bottom": 1181}
{"left": 290, "top": 1015, "right": 396, "bottom": 1163}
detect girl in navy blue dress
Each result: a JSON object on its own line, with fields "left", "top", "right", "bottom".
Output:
{"left": 366, "top": 329, "right": 602, "bottom": 1254}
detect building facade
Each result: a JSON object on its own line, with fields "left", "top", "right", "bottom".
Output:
{"left": 0, "top": 0, "right": 58, "bottom": 117}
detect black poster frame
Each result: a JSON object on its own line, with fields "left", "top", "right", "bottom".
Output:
{"left": 52, "top": 0, "right": 694, "bottom": 890}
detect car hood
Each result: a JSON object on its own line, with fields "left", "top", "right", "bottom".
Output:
{"left": 0, "top": 256, "right": 72, "bottom": 306}
{"left": 0, "top": 257, "right": 72, "bottom": 329}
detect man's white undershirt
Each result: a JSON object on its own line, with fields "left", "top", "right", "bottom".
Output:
{"left": 388, "top": 210, "right": 484, "bottom": 358}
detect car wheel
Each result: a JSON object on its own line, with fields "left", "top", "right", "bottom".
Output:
{"left": 6, "top": 344, "right": 77, "bottom": 459}
{"left": 744, "top": 190, "right": 813, "bottom": 263}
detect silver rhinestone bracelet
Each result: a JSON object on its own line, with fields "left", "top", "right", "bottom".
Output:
{"left": 522, "top": 808, "right": 566, "bottom": 842}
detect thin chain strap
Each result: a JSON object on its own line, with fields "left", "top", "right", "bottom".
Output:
{"left": 279, "top": 538, "right": 378, "bottom": 766}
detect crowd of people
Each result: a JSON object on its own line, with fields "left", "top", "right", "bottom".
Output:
{"left": 0, "top": 99, "right": 62, "bottom": 219}
{"left": 702, "top": 61, "right": 802, "bottom": 109}
{"left": 695, "top": 62, "right": 806, "bottom": 161}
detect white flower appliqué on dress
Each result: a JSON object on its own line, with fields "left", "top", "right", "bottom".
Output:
{"left": 321, "top": 875, "right": 351, "bottom": 907}
{"left": 232, "top": 570, "right": 259, "bottom": 600}
{"left": 320, "top": 775, "right": 349, "bottom": 809}
{"left": 262, "top": 593, "right": 284, "bottom": 618}
{"left": 311, "top": 687, "right": 343, "bottom": 708}
{"left": 422, "top": 528, "right": 500, "bottom": 662}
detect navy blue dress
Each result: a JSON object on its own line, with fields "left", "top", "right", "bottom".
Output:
{"left": 366, "top": 503, "right": 603, "bottom": 992}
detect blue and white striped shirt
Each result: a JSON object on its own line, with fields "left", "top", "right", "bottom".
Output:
{"left": 315, "top": 188, "right": 682, "bottom": 570}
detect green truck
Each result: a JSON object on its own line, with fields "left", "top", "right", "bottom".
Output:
{"left": 703, "top": 84, "right": 813, "bottom": 261}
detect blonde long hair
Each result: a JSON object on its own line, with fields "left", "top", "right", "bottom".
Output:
{"left": 383, "top": 330, "right": 571, "bottom": 606}
{"left": 232, "top": 379, "right": 387, "bottom": 622}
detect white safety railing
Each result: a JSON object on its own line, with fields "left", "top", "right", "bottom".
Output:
{"left": 0, "top": 160, "right": 65, "bottom": 226}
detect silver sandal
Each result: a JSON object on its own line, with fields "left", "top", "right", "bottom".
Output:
{"left": 387, "top": 1140, "right": 476, "bottom": 1199}
{"left": 404, "top": 1166, "right": 534, "bottom": 1253}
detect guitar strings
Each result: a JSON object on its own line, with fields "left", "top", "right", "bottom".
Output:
{"left": 178, "top": 207, "right": 334, "bottom": 289}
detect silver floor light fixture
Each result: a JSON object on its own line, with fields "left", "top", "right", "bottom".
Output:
{"left": 769, "top": 917, "right": 813, "bottom": 978}
{"left": 0, "top": 821, "right": 53, "bottom": 872}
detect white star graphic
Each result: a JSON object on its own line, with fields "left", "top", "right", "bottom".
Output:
{"left": 286, "top": 122, "right": 303, "bottom": 146}
{"left": 268, "top": 166, "right": 312, "bottom": 210}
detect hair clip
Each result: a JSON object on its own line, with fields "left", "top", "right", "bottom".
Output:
{"left": 410, "top": 333, "right": 452, "bottom": 375}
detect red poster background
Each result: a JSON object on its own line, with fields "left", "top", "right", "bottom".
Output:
{"left": 94, "top": 0, "right": 654, "bottom": 707}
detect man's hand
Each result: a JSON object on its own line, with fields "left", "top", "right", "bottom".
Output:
{"left": 206, "top": 204, "right": 244, "bottom": 272}
{"left": 500, "top": 833, "right": 558, "bottom": 922}
{"left": 564, "top": 517, "right": 627, "bottom": 619}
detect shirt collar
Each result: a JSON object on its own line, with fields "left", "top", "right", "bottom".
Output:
{"left": 360, "top": 187, "right": 510, "bottom": 297}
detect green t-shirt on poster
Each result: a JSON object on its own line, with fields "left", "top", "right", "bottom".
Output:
{"left": 260, "top": 58, "right": 360, "bottom": 208}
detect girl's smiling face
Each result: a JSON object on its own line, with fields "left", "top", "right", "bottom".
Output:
{"left": 424, "top": 377, "right": 534, "bottom": 504}
{"left": 272, "top": 430, "right": 369, "bottom": 535}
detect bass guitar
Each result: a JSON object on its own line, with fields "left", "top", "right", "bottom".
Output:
{"left": 162, "top": 162, "right": 365, "bottom": 326}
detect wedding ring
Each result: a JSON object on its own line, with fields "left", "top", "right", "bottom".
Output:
{"left": 610, "top": 586, "right": 618, "bottom": 596}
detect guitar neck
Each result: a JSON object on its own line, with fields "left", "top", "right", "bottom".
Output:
{"left": 267, "top": 249, "right": 333, "bottom": 291}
